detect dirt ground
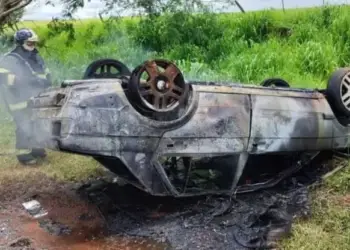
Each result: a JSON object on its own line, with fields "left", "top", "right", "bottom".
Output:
{"left": 0, "top": 172, "right": 167, "bottom": 250}
{"left": 0, "top": 171, "right": 310, "bottom": 250}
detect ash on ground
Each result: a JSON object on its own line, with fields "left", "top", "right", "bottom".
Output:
{"left": 38, "top": 219, "right": 72, "bottom": 236}
{"left": 76, "top": 153, "right": 335, "bottom": 250}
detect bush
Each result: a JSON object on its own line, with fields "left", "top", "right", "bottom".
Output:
{"left": 3, "top": 4, "right": 350, "bottom": 88}
{"left": 128, "top": 11, "right": 230, "bottom": 63}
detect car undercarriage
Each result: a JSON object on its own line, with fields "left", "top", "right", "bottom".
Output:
{"left": 26, "top": 59, "right": 350, "bottom": 197}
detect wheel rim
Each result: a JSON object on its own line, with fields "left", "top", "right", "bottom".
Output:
{"left": 90, "top": 63, "right": 123, "bottom": 78}
{"left": 132, "top": 59, "right": 188, "bottom": 112}
{"left": 341, "top": 72, "right": 350, "bottom": 112}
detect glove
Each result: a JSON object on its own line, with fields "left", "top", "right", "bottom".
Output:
{"left": 29, "top": 77, "right": 51, "bottom": 88}
{"left": 38, "top": 78, "right": 52, "bottom": 88}
{"left": 39, "top": 73, "right": 53, "bottom": 88}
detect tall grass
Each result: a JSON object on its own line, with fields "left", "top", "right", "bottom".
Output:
{"left": 0, "top": 5, "right": 350, "bottom": 249}
{"left": 0, "top": 4, "right": 348, "bottom": 89}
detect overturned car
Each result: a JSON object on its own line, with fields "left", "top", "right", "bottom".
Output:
{"left": 27, "top": 59, "right": 350, "bottom": 197}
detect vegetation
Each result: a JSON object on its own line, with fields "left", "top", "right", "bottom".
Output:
{"left": 0, "top": 3, "right": 350, "bottom": 249}
{"left": 0, "top": 0, "right": 31, "bottom": 31}
{"left": 2, "top": 5, "right": 349, "bottom": 88}
{"left": 0, "top": 0, "right": 222, "bottom": 31}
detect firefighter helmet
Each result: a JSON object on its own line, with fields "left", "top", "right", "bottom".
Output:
{"left": 14, "top": 28, "right": 39, "bottom": 51}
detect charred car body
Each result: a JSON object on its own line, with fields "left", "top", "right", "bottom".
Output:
{"left": 27, "top": 59, "right": 350, "bottom": 197}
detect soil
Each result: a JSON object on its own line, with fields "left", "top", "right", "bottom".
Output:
{"left": 334, "top": 194, "right": 350, "bottom": 206}
{"left": 0, "top": 152, "right": 342, "bottom": 250}
{"left": 0, "top": 173, "right": 167, "bottom": 250}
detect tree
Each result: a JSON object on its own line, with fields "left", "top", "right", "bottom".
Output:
{"left": 0, "top": 0, "right": 243, "bottom": 33}
{"left": 0, "top": 0, "right": 33, "bottom": 32}
{"left": 60, "top": 0, "right": 208, "bottom": 18}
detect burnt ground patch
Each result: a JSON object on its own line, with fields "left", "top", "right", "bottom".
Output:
{"left": 77, "top": 152, "right": 337, "bottom": 250}
{"left": 0, "top": 151, "right": 344, "bottom": 250}
{"left": 0, "top": 173, "right": 167, "bottom": 250}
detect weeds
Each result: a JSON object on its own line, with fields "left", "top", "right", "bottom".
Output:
{"left": 0, "top": 5, "right": 346, "bottom": 87}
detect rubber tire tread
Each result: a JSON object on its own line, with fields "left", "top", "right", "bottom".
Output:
{"left": 260, "top": 78, "right": 290, "bottom": 87}
{"left": 326, "top": 67, "right": 350, "bottom": 118}
{"left": 83, "top": 58, "right": 131, "bottom": 79}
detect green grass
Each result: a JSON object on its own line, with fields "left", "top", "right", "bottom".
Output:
{"left": 0, "top": 4, "right": 350, "bottom": 249}
{"left": 281, "top": 184, "right": 350, "bottom": 249}
{"left": 0, "top": 4, "right": 347, "bottom": 87}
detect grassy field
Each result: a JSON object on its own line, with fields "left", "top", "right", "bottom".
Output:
{"left": 0, "top": 4, "right": 350, "bottom": 249}
{"left": 2, "top": 4, "right": 348, "bottom": 88}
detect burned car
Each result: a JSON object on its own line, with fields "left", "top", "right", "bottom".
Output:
{"left": 27, "top": 59, "right": 350, "bottom": 197}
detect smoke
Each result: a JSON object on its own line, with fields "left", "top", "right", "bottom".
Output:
{"left": 174, "top": 60, "right": 230, "bottom": 83}
{"left": 0, "top": 42, "right": 54, "bottom": 155}
{"left": 0, "top": 44, "right": 15, "bottom": 126}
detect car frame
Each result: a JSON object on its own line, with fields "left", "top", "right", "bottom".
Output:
{"left": 27, "top": 59, "right": 350, "bottom": 197}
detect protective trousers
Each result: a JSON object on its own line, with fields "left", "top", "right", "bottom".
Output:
{"left": 11, "top": 106, "right": 35, "bottom": 161}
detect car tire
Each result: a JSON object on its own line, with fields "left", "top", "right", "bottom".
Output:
{"left": 82, "top": 58, "right": 131, "bottom": 79}
{"left": 260, "top": 78, "right": 290, "bottom": 87}
{"left": 326, "top": 67, "right": 350, "bottom": 118}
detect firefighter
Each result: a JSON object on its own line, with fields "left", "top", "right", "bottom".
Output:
{"left": 0, "top": 28, "right": 52, "bottom": 165}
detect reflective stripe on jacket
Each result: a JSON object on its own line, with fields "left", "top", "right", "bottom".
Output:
{"left": 0, "top": 68, "right": 16, "bottom": 86}
{"left": 0, "top": 47, "right": 51, "bottom": 112}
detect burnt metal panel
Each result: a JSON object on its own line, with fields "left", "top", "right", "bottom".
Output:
{"left": 119, "top": 152, "right": 171, "bottom": 196}
{"left": 191, "top": 84, "right": 324, "bottom": 99}
{"left": 248, "top": 95, "right": 334, "bottom": 153}
{"left": 156, "top": 92, "right": 251, "bottom": 156}
{"left": 332, "top": 118, "right": 350, "bottom": 149}
{"left": 59, "top": 136, "right": 121, "bottom": 156}
{"left": 315, "top": 97, "right": 350, "bottom": 149}
{"left": 62, "top": 108, "right": 120, "bottom": 136}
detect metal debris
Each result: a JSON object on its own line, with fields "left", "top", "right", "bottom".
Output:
{"left": 22, "top": 200, "right": 48, "bottom": 219}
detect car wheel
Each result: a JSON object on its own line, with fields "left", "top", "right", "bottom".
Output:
{"left": 326, "top": 67, "right": 350, "bottom": 118}
{"left": 260, "top": 78, "right": 290, "bottom": 87}
{"left": 82, "top": 58, "right": 131, "bottom": 79}
{"left": 128, "top": 59, "right": 190, "bottom": 115}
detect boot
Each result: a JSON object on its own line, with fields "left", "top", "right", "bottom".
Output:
{"left": 31, "top": 148, "right": 47, "bottom": 158}
{"left": 17, "top": 153, "right": 37, "bottom": 166}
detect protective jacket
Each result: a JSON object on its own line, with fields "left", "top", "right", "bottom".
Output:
{"left": 0, "top": 46, "right": 52, "bottom": 112}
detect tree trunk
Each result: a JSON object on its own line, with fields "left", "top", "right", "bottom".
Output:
{"left": 0, "top": 0, "right": 33, "bottom": 30}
